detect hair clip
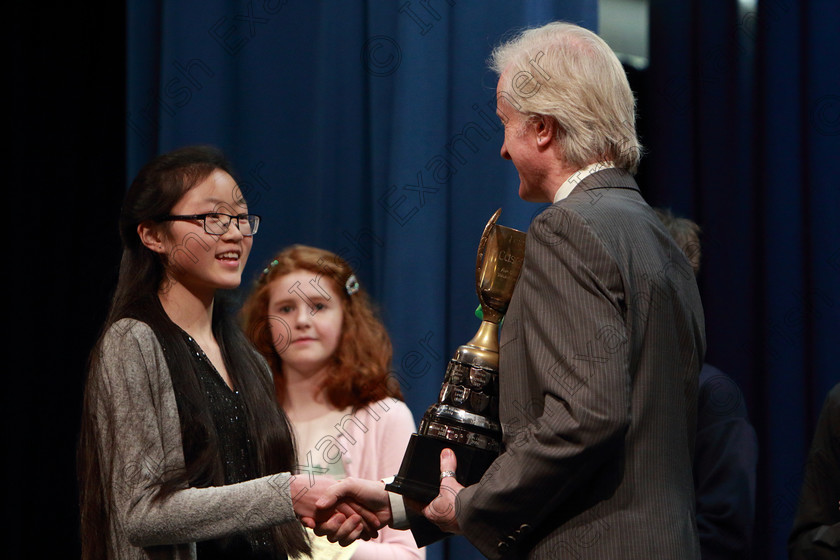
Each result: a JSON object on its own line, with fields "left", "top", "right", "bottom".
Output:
{"left": 345, "top": 274, "right": 360, "bottom": 296}
{"left": 262, "top": 259, "right": 279, "bottom": 278}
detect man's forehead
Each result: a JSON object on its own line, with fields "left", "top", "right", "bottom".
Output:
{"left": 495, "top": 78, "right": 525, "bottom": 119}
{"left": 495, "top": 70, "right": 511, "bottom": 93}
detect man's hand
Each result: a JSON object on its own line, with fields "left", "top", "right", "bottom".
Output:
{"left": 421, "top": 448, "right": 463, "bottom": 534}
{"left": 291, "top": 475, "right": 380, "bottom": 545}
{"left": 304, "top": 477, "right": 393, "bottom": 545}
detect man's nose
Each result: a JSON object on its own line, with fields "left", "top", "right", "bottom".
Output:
{"left": 500, "top": 142, "right": 511, "bottom": 160}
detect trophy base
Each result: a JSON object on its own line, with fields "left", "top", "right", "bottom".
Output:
{"left": 385, "top": 433, "right": 499, "bottom": 503}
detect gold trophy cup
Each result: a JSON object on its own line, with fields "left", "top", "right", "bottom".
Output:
{"left": 386, "top": 209, "right": 527, "bottom": 503}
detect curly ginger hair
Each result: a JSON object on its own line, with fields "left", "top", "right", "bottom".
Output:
{"left": 241, "top": 244, "right": 402, "bottom": 409}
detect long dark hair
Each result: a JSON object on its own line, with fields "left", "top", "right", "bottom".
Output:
{"left": 78, "top": 146, "right": 309, "bottom": 558}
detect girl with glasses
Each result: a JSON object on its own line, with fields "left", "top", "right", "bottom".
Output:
{"left": 78, "top": 146, "right": 370, "bottom": 560}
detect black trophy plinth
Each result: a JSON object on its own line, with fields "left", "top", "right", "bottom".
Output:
{"left": 385, "top": 432, "right": 499, "bottom": 503}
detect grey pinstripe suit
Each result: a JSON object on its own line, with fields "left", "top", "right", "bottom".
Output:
{"left": 455, "top": 168, "right": 705, "bottom": 559}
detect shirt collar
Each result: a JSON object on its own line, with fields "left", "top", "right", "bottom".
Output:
{"left": 552, "top": 161, "right": 616, "bottom": 203}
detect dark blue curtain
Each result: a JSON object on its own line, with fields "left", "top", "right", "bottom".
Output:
{"left": 123, "top": 1, "right": 840, "bottom": 559}
{"left": 126, "top": 2, "right": 595, "bottom": 559}
{"left": 643, "top": 0, "right": 840, "bottom": 558}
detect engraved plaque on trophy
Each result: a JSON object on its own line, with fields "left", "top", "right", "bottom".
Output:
{"left": 386, "top": 209, "right": 527, "bottom": 503}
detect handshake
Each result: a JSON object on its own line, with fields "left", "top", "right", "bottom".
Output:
{"left": 291, "top": 449, "right": 463, "bottom": 545}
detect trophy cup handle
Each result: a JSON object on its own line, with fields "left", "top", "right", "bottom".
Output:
{"left": 475, "top": 208, "right": 502, "bottom": 292}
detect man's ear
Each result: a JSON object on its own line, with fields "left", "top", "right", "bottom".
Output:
{"left": 535, "top": 115, "right": 557, "bottom": 148}
{"left": 137, "top": 221, "right": 167, "bottom": 254}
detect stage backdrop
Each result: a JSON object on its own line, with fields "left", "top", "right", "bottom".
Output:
{"left": 123, "top": 1, "right": 840, "bottom": 559}
{"left": 127, "top": 2, "right": 596, "bottom": 559}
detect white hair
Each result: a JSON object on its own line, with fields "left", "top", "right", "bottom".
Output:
{"left": 490, "top": 21, "right": 641, "bottom": 173}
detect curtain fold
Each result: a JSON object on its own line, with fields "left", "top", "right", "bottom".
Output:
{"left": 645, "top": 1, "right": 840, "bottom": 558}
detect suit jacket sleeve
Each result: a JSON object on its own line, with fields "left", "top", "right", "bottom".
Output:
{"left": 456, "top": 206, "right": 632, "bottom": 558}
{"left": 93, "top": 319, "right": 297, "bottom": 547}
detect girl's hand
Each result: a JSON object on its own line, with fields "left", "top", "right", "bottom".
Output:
{"left": 292, "top": 475, "right": 381, "bottom": 544}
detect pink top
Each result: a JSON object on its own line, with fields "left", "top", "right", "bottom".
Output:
{"left": 295, "top": 398, "right": 425, "bottom": 559}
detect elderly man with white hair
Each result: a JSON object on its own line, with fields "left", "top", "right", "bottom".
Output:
{"left": 311, "top": 21, "right": 706, "bottom": 560}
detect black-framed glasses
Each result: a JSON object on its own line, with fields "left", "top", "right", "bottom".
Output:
{"left": 155, "top": 213, "right": 261, "bottom": 236}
